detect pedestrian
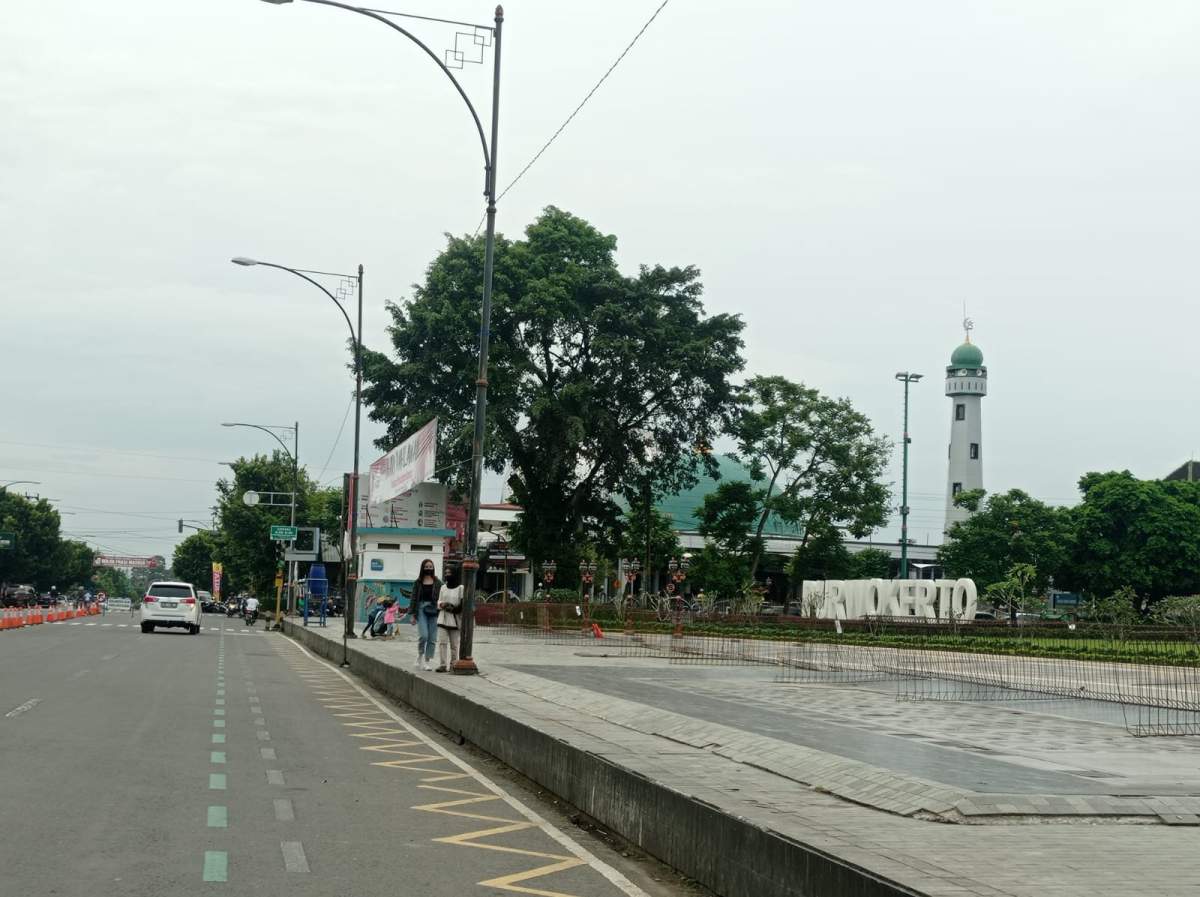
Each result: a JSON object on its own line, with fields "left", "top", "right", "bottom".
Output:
{"left": 409, "top": 559, "right": 441, "bottom": 671}
{"left": 382, "top": 599, "right": 399, "bottom": 638}
{"left": 435, "top": 570, "right": 463, "bottom": 672}
{"left": 362, "top": 599, "right": 383, "bottom": 639}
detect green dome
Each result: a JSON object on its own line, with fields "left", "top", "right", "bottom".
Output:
{"left": 950, "top": 341, "right": 983, "bottom": 368}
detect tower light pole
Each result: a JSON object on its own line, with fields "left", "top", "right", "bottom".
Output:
{"left": 230, "top": 258, "right": 362, "bottom": 663}
{"left": 256, "top": 0, "right": 504, "bottom": 675}
{"left": 895, "top": 372, "right": 923, "bottom": 580}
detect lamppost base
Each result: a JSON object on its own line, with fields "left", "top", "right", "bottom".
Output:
{"left": 451, "top": 657, "right": 479, "bottom": 675}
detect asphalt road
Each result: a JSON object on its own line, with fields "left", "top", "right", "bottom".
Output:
{"left": 0, "top": 614, "right": 701, "bottom": 897}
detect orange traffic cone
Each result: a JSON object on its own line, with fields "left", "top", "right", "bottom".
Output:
{"left": 2, "top": 611, "right": 11, "bottom": 630}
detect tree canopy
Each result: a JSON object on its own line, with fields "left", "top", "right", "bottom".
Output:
{"left": 711, "top": 376, "right": 890, "bottom": 580}
{"left": 362, "top": 206, "right": 745, "bottom": 568}
{"left": 0, "top": 492, "right": 94, "bottom": 591}
{"left": 939, "top": 488, "right": 1073, "bottom": 593}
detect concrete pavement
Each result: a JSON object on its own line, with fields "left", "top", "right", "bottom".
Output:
{"left": 286, "top": 620, "right": 1200, "bottom": 897}
{"left": 0, "top": 615, "right": 690, "bottom": 897}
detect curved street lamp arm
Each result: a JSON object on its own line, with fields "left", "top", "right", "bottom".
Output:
{"left": 297, "top": 0, "right": 491, "bottom": 183}
{"left": 227, "top": 423, "right": 294, "bottom": 461}
{"left": 253, "top": 261, "right": 357, "bottom": 349}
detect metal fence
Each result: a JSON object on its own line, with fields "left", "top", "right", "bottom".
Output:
{"left": 471, "top": 605, "right": 1200, "bottom": 735}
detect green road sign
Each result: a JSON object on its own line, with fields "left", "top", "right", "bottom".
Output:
{"left": 0, "top": 532, "right": 13, "bottom": 550}
{"left": 270, "top": 525, "right": 299, "bottom": 541}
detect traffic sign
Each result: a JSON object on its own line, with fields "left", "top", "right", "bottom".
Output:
{"left": 270, "top": 525, "right": 298, "bottom": 541}
{"left": 0, "top": 532, "right": 13, "bottom": 550}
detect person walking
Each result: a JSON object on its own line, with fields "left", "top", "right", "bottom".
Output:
{"left": 381, "top": 599, "right": 399, "bottom": 639}
{"left": 409, "top": 560, "right": 441, "bottom": 671}
{"left": 362, "top": 599, "right": 383, "bottom": 639}
{"left": 435, "top": 570, "right": 463, "bottom": 672}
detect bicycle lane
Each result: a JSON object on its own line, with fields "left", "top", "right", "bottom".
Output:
{"left": 223, "top": 627, "right": 657, "bottom": 897}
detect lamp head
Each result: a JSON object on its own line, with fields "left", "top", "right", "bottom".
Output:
{"left": 260, "top": 0, "right": 293, "bottom": 4}
{"left": 230, "top": 257, "right": 260, "bottom": 266}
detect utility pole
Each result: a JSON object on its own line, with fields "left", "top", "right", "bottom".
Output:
{"left": 895, "top": 372, "right": 923, "bottom": 580}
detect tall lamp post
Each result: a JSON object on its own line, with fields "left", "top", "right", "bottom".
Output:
{"left": 231, "top": 258, "right": 363, "bottom": 666}
{"left": 257, "top": 0, "right": 504, "bottom": 675}
{"left": 1, "top": 481, "right": 40, "bottom": 493}
{"left": 894, "top": 372, "right": 923, "bottom": 580}
{"left": 222, "top": 421, "right": 299, "bottom": 625}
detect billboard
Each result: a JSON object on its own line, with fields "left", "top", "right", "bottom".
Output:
{"left": 368, "top": 418, "right": 437, "bottom": 505}
{"left": 95, "top": 555, "right": 160, "bottom": 569}
{"left": 357, "top": 480, "right": 448, "bottom": 530}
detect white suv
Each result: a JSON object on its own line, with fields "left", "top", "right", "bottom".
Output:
{"left": 141, "top": 581, "right": 202, "bottom": 634}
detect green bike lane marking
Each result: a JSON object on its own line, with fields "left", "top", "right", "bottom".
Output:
{"left": 203, "top": 851, "right": 228, "bottom": 882}
{"left": 207, "top": 806, "right": 228, "bottom": 828}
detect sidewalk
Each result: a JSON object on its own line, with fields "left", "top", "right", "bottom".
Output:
{"left": 283, "top": 620, "right": 1200, "bottom": 897}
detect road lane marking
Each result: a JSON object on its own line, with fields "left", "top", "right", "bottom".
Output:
{"left": 68, "top": 669, "right": 91, "bottom": 680}
{"left": 283, "top": 640, "right": 651, "bottom": 897}
{"left": 209, "top": 773, "right": 227, "bottom": 790}
{"left": 254, "top": 718, "right": 266, "bottom": 727}
{"left": 273, "top": 799, "right": 294, "bottom": 822}
{"left": 213, "top": 720, "right": 226, "bottom": 728}
{"left": 217, "top": 690, "right": 225, "bottom": 697}
{"left": 5, "top": 699, "right": 41, "bottom": 718}
{"left": 211, "top": 751, "right": 226, "bottom": 764}
{"left": 207, "top": 806, "right": 228, "bottom": 828}
{"left": 257, "top": 731, "right": 270, "bottom": 741}
{"left": 215, "top": 699, "right": 225, "bottom": 706}
{"left": 212, "top": 734, "right": 226, "bottom": 744}
{"left": 214, "top": 709, "right": 225, "bottom": 716}
{"left": 266, "top": 769, "right": 285, "bottom": 785}
{"left": 281, "top": 841, "right": 310, "bottom": 873}
{"left": 260, "top": 748, "right": 276, "bottom": 760}
{"left": 203, "top": 851, "right": 228, "bottom": 882}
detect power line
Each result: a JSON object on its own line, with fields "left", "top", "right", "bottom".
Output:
{"left": 315, "top": 394, "right": 355, "bottom": 485}
{"left": 477, "top": 0, "right": 673, "bottom": 231}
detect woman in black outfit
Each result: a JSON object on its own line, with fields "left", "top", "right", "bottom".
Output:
{"left": 410, "top": 559, "right": 441, "bottom": 671}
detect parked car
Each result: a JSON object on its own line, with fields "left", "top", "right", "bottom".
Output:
{"left": 141, "top": 581, "right": 202, "bottom": 634}
{"left": 1, "top": 585, "right": 37, "bottom": 607}
{"left": 973, "top": 611, "right": 997, "bottom": 621}
{"left": 197, "top": 591, "right": 223, "bottom": 614}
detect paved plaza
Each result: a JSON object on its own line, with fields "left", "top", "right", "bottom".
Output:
{"left": 294, "top": 621, "right": 1200, "bottom": 896}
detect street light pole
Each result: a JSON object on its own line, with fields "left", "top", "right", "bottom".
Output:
{"left": 894, "top": 372, "right": 923, "bottom": 580}
{"left": 256, "top": 1, "right": 504, "bottom": 675}
{"left": 0, "top": 481, "right": 40, "bottom": 493}
{"left": 221, "top": 421, "right": 299, "bottom": 626}
{"left": 230, "top": 258, "right": 363, "bottom": 664}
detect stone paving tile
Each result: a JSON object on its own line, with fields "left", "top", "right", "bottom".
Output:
{"left": 306, "top": 627, "right": 1200, "bottom": 897}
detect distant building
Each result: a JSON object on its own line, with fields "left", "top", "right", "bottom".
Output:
{"left": 1165, "top": 461, "right": 1200, "bottom": 482}
{"left": 944, "top": 323, "right": 986, "bottom": 533}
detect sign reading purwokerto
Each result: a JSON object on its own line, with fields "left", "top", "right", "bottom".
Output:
{"left": 368, "top": 418, "right": 437, "bottom": 504}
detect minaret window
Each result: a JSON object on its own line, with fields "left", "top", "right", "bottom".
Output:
{"left": 970, "top": 443, "right": 979, "bottom": 459}
{"left": 952, "top": 482, "right": 963, "bottom": 496}
{"left": 955, "top": 404, "right": 966, "bottom": 421}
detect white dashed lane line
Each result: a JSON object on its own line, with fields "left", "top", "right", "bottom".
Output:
{"left": 5, "top": 698, "right": 41, "bottom": 718}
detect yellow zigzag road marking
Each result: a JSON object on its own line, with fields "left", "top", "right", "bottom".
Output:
{"left": 299, "top": 668, "right": 592, "bottom": 897}
{"left": 480, "top": 858, "right": 589, "bottom": 897}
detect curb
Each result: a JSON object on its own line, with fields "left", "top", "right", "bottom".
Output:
{"left": 282, "top": 621, "right": 922, "bottom": 897}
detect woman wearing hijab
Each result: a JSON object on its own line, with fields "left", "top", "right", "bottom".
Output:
{"left": 409, "top": 559, "right": 441, "bottom": 671}
{"left": 435, "top": 569, "right": 463, "bottom": 672}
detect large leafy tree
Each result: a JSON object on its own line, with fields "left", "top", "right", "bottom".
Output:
{"left": 1065, "top": 471, "right": 1200, "bottom": 602}
{"left": 939, "top": 489, "right": 1072, "bottom": 593}
{"left": 172, "top": 531, "right": 218, "bottom": 593}
{"left": 215, "top": 452, "right": 321, "bottom": 596}
{"left": 617, "top": 502, "right": 680, "bottom": 593}
{"left": 722, "top": 376, "right": 890, "bottom": 580}
{"left": 361, "top": 207, "right": 745, "bottom": 568}
{"left": 0, "top": 492, "right": 90, "bottom": 590}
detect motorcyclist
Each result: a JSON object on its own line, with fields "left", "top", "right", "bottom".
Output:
{"left": 244, "top": 595, "right": 260, "bottom": 623}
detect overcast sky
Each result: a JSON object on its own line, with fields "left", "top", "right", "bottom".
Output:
{"left": 3, "top": 0, "right": 1199, "bottom": 561}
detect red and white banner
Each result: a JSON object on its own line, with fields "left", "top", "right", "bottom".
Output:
{"left": 211, "top": 562, "right": 223, "bottom": 600}
{"left": 95, "top": 555, "right": 159, "bottom": 569}
{"left": 368, "top": 418, "right": 437, "bottom": 504}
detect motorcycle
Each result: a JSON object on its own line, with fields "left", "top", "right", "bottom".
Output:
{"left": 226, "top": 603, "right": 239, "bottom": 618}
{"left": 243, "top": 608, "right": 259, "bottom": 627}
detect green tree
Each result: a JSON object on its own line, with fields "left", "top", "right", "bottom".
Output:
{"left": 215, "top": 452, "right": 320, "bottom": 596}
{"left": 362, "top": 207, "right": 745, "bottom": 570}
{"left": 984, "top": 563, "right": 1044, "bottom": 620}
{"left": 1065, "top": 471, "right": 1200, "bottom": 602}
{"left": 939, "top": 489, "right": 1072, "bottom": 593}
{"left": 0, "top": 493, "right": 67, "bottom": 589}
{"left": 92, "top": 566, "right": 134, "bottom": 598}
{"left": 687, "top": 545, "right": 749, "bottom": 601}
{"left": 172, "top": 532, "right": 218, "bottom": 592}
{"left": 54, "top": 540, "right": 95, "bottom": 591}
{"left": 715, "top": 376, "right": 890, "bottom": 580}
{"left": 845, "top": 547, "right": 892, "bottom": 580}
{"left": 617, "top": 503, "right": 679, "bottom": 592}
